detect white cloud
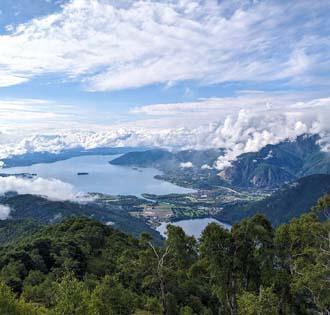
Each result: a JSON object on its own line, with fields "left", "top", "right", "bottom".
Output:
{"left": 0, "top": 98, "right": 84, "bottom": 133}
{"left": 0, "top": 98, "right": 119, "bottom": 144}
{"left": 0, "top": 0, "right": 328, "bottom": 90}
{"left": 201, "top": 164, "right": 212, "bottom": 170}
{"left": 0, "top": 72, "right": 28, "bottom": 87}
{"left": 180, "top": 161, "right": 193, "bottom": 168}
{"left": 131, "top": 91, "right": 314, "bottom": 119}
{"left": 0, "top": 204, "right": 11, "bottom": 220}
{"left": 130, "top": 94, "right": 330, "bottom": 171}
{"left": 0, "top": 94, "right": 329, "bottom": 172}
{"left": 0, "top": 176, "right": 89, "bottom": 202}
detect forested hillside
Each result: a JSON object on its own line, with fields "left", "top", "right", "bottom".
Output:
{"left": 217, "top": 174, "right": 330, "bottom": 226}
{"left": 109, "top": 148, "right": 224, "bottom": 170}
{"left": 0, "top": 193, "right": 163, "bottom": 244}
{"left": 0, "top": 196, "right": 329, "bottom": 315}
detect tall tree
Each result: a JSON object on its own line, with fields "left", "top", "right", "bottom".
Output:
{"left": 149, "top": 242, "right": 171, "bottom": 315}
{"left": 313, "top": 194, "right": 330, "bottom": 219}
{"left": 200, "top": 222, "right": 236, "bottom": 315}
{"left": 231, "top": 214, "right": 274, "bottom": 292}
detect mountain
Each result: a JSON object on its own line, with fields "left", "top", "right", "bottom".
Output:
{"left": 1, "top": 146, "right": 147, "bottom": 168}
{"left": 110, "top": 148, "right": 227, "bottom": 189}
{"left": 219, "top": 134, "right": 330, "bottom": 188}
{"left": 217, "top": 174, "right": 330, "bottom": 226}
{"left": 0, "top": 193, "right": 163, "bottom": 244}
{"left": 111, "top": 135, "right": 330, "bottom": 189}
{"left": 110, "top": 148, "right": 224, "bottom": 170}
{"left": 110, "top": 149, "right": 174, "bottom": 168}
{"left": 0, "top": 216, "right": 141, "bottom": 293}
{"left": 301, "top": 151, "right": 330, "bottom": 175}
{"left": 0, "top": 218, "right": 42, "bottom": 246}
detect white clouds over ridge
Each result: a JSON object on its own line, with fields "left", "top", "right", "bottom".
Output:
{"left": 0, "top": 176, "right": 89, "bottom": 202}
{"left": 0, "top": 0, "right": 329, "bottom": 90}
{"left": 0, "top": 204, "right": 11, "bottom": 220}
{"left": 0, "top": 95, "right": 329, "bottom": 170}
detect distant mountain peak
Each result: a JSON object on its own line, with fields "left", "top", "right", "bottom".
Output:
{"left": 219, "top": 134, "right": 327, "bottom": 189}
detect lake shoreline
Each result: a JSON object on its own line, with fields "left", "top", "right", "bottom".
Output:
{"left": 0, "top": 154, "right": 195, "bottom": 197}
{"left": 157, "top": 217, "right": 232, "bottom": 238}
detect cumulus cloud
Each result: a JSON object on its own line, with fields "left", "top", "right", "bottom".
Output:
{"left": 0, "top": 204, "right": 11, "bottom": 220}
{"left": 0, "top": 176, "right": 89, "bottom": 202}
{"left": 0, "top": 94, "right": 329, "bottom": 171}
{"left": 180, "top": 161, "right": 193, "bottom": 168}
{"left": 132, "top": 94, "right": 330, "bottom": 170}
{"left": 0, "top": 0, "right": 328, "bottom": 90}
{"left": 212, "top": 111, "right": 309, "bottom": 170}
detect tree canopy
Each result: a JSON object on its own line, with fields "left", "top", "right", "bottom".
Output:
{"left": 0, "top": 199, "right": 328, "bottom": 315}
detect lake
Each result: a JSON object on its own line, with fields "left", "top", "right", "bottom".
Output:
{"left": 0, "top": 155, "right": 195, "bottom": 197}
{"left": 157, "top": 217, "right": 231, "bottom": 238}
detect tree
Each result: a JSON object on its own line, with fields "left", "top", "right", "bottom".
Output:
{"left": 0, "top": 281, "right": 21, "bottom": 315}
{"left": 237, "top": 287, "right": 278, "bottom": 315}
{"left": 148, "top": 242, "right": 171, "bottom": 315}
{"left": 165, "top": 225, "right": 197, "bottom": 270}
{"left": 231, "top": 214, "right": 274, "bottom": 292}
{"left": 21, "top": 274, "right": 55, "bottom": 307}
{"left": 275, "top": 213, "right": 329, "bottom": 314}
{"left": 0, "top": 281, "right": 48, "bottom": 315}
{"left": 0, "top": 260, "right": 27, "bottom": 292}
{"left": 90, "top": 275, "right": 136, "bottom": 315}
{"left": 199, "top": 222, "right": 236, "bottom": 315}
{"left": 291, "top": 220, "right": 330, "bottom": 315}
{"left": 179, "top": 305, "right": 195, "bottom": 315}
{"left": 52, "top": 274, "right": 91, "bottom": 315}
{"left": 313, "top": 194, "right": 330, "bottom": 219}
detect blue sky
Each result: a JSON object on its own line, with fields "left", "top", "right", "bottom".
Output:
{"left": 0, "top": 0, "right": 329, "bottom": 162}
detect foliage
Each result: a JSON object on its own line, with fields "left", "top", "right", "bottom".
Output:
{"left": 237, "top": 287, "right": 279, "bottom": 315}
{"left": 0, "top": 193, "right": 163, "bottom": 244}
{"left": 0, "top": 197, "right": 329, "bottom": 315}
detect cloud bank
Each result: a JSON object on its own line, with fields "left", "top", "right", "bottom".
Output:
{"left": 0, "top": 0, "right": 329, "bottom": 90}
{"left": 0, "top": 94, "right": 329, "bottom": 171}
{"left": 0, "top": 204, "right": 11, "bottom": 220}
{"left": 0, "top": 176, "right": 88, "bottom": 202}
{"left": 180, "top": 161, "right": 193, "bottom": 168}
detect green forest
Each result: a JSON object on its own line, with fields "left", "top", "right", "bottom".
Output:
{"left": 0, "top": 195, "right": 329, "bottom": 315}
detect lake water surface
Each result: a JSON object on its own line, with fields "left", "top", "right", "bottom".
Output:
{"left": 1, "top": 155, "right": 232, "bottom": 236}
{"left": 157, "top": 217, "right": 231, "bottom": 238}
{"left": 1, "top": 155, "right": 195, "bottom": 197}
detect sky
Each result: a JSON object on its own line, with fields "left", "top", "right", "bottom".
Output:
{"left": 0, "top": 0, "right": 329, "bottom": 168}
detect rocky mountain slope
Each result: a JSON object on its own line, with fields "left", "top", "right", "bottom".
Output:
{"left": 219, "top": 134, "right": 329, "bottom": 188}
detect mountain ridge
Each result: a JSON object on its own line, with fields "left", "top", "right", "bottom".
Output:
{"left": 217, "top": 173, "right": 330, "bottom": 226}
{"left": 110, "top": 134, "right": 330, "bottom": 189}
